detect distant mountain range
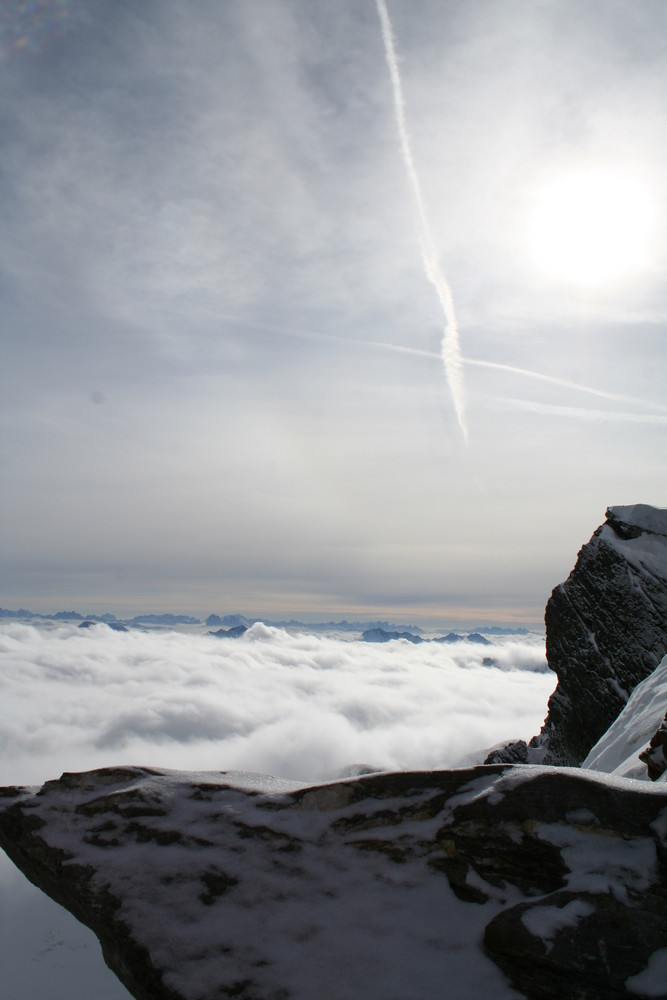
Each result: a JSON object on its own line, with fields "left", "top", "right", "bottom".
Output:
{"left": 0, "top": 607, "right": 531, "bottom": 636}
{"left": 361, "top": 627, "right": 492, "bottom": 645}
{"left": 0, "top": 608, "right": 200, "bottom": 626}
{"left": 203, "top": 614, "right": 429, "bottom": 633}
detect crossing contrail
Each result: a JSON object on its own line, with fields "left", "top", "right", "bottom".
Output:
{"left": 375, "top": 0, "right": 468, "bottom": 444}
{"left": 463, "top": 358, "right": 667, "bottom": 411}
{"left": 490, "top": 397, "right": 667, "bottom": 425}
{"left": 205, "top": 305, "right": 667, "bottom": 418}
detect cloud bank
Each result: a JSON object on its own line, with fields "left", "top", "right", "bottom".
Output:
{"left": 0, "top": 622, "right": 553, "bottom": 786}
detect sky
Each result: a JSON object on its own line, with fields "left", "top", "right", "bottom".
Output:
{"left": 2, "top": 0, "right": 667, "bottom": 625}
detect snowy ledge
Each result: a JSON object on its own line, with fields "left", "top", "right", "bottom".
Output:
{"left": 1, "top": 763, "right": 666, "bottom": 1000}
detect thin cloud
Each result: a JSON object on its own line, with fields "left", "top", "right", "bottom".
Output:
{"left": 488, "top": 396, "right": 667, "bottom": 424}
{"left": 466, "top": 358, "right": 667, "bottom": 411}
{"left": 187, "top": 309, "right": 667, "bottom": 419}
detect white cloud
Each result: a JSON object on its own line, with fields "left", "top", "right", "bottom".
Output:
{"left": 487, "top": 396, "right": 667, "bottom": 425}
{"left": 0, "top": 618, "right": 554, "bottom": 997}
{"left": 0, "top": 622, "right": 553, "bottom": 786}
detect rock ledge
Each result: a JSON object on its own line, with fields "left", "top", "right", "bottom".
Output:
{"left": 1, "top": 764, "right": 666, "bottom": 1000}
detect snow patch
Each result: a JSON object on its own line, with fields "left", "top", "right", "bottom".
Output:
{"left": 583, "top": 655, "right": 667, "bottom": 779}
{"left": 521, "top": 899, "right": 595, "bottom": 953}
{"left": 608, "top": 504, "right": 667, "bottom": 538}
{"left": 626, "top": 948, "right": 667, "bottom": 996}
{"left": 538, "top": 821, "right": 658, "bottom": 900}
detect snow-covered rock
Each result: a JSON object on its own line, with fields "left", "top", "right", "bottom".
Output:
{"left": 583, "top": 654, "right": 667, "bottom": 781}
{"left": 1, "top": 764, "right": 666, "bottom": 1000}
{"left": 534, "top": 504, "right": 667, "bottom": 765}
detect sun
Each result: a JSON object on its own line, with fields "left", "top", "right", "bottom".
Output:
{"left": 527, "top": 166, "right": 655, "bottom": 287}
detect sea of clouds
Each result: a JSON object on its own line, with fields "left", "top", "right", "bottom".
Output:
{"left": 0, "top": 619, "right": 554, "bottom": 1000}
{"left": 0, "top": 620, "right": 554, "bottom": 787}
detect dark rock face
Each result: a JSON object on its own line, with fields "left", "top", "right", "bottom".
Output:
{"left": 522, "top": 505, "right": 667, "bottom": 767}
{"left": 484, "top": 739, "right": 528, "bottom": 765}
{"left": 1, "top": 764, "right": 666, "bottom": 1000}
{"left": 485, "top": 889, "right": 667, "bottom": 1000}
{"left": 640, "top": 710, "right": 667, "bottom": 780}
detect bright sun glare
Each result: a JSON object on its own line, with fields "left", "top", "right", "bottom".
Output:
{"left": 528, "top": 166, "right": 655, "bottom": 287}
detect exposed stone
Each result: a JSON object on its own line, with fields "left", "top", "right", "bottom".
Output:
{"left": 484, "top": 739, "right": 528, "bottom": 765}
{"left": 485, "top": 889, "right": 667, "bottom": 1000}
{"left": 639, "top": 709, "right": 667, "bottom": 780}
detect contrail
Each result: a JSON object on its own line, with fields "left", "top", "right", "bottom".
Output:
{"left": 204, "top": 305, "right": 667, "bottom": 416}
{"left": 464, "top": 358, "right": 667, "bottom": 411}
{"left": 490, "top": 396, "right": 667, "bottom": 425}
{"left": 375, "top": 0, "right": 468, "bottom": 444}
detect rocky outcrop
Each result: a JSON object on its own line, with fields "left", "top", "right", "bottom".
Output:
{"left": 208, "top": 625, "right": 248, "bottom": 638}
{"left": 484, "top": 739, "right": 529, "bottom": 765}
{"left": 537, "top": 504, "right": 667, "bottom": 765}
{"left": 640, "top": 710, "right": 667, "bottom": 780}
{"left": 1, "top": 764, "right": 666, "bottom": 1000}
{"left": 490, "top": 505, "right": 667, "bottom": 767}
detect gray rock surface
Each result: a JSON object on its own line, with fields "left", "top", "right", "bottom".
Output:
{"left": 1, "top": 764, "right": 666, "bottom": 1000}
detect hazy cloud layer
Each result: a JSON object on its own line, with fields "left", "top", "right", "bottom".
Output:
{"left": 0, "top": 622, "right": 553, "bottom": 786}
